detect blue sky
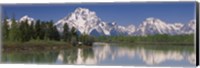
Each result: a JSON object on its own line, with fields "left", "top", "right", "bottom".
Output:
{"left": 2, "top": 2, "right": 196, "bottom": 26}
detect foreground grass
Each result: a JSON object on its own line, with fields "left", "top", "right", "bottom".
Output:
{"left": 2, "top": 40, "right": 91, "bottom": 52}
{"left": 3, "top": 40, "right": 67, "bottom": 46}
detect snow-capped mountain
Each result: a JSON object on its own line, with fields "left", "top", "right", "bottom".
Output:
{"left": 126, "top": 25, "right": 136, "bottom": 35}
{"left": 180, "top": 20, "right": 196, "bottom": 34}
{"left": 5, "top": 19, "right": 13, "bottom": 28}
{"left": 19, "top": 15, "right": 35, "bottom": 25}
{"left": 133, "top": 17, "right": 189, "bottom": 36}
{"left": 5, "top": 7, "right": 196, "bottom": 36}
{"left": 53, "top": 7, "right": 196, "bottom": 36}
{"left": 54, "top": 7, "right": 131, "bottom": 36}
{"left": 6, "top": 15, "right": 35, "bottom": 27}
{"left": 133, "top": 18, "right": 170, "bottom": 36}
{"left": 54, "top": 7, "right": 103, "bottom": 35}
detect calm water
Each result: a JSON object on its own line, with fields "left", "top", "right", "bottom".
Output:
{"left": 1, "top": 42, "right": 196, "bottom": 67}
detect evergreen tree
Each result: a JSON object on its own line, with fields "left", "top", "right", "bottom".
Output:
{"left": 44, "top": 22, "right": 51, "bottom": 40}
{"left": 71, "top": 27, "right": 77, "bottom": 37}
{"left": 39, "top": 22, "right": 46, "bottom": 40}
{"left": 30, "top": 21, "right": 35, "bottom": 40}
{"left": 19, "top": 21, "right": 25, "bottom": 42}
{"left": 9, "top": 15, "right": 20, "bottom": 41}
{"left": 19, "top": 19, "right": 30, "bottom": 42}
{"left": 52, "top": 26, "right": 60, "bottom": 41}
{"left": 63, "top": 23, "right": 70, "bottom": 41}
{"left": 2, "top": 15, "right": 9, "bottom": 41}
{"left": 48, "top": 20, "right": 60, "bottom": 41}
{"left": 71, "top": 27, "right": 75, "bottom": 34}
{"left": 35, "top": 20, "right": 41, "bottom": 40}
{"left": 19, "top": 21, "right": 24, "bottom": 41}
{"left": 70, "top": 27, "right": 77, "bottom": 42}
{"left": 48, "top": 21, "right": 54, "bottom": 40}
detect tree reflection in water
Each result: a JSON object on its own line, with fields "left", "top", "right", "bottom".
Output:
{"left": 2, "top": 42, "right": 196, "bottom": 66}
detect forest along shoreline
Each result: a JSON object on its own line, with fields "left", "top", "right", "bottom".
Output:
{"left": 2, "top": 17, "right": 194, "bottom": 52}
{"left": 2, "top": 17, "right": 94, "bottom": 52}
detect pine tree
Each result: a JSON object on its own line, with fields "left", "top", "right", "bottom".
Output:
{"left": 30, "top": 21, "right": 35, "bottom": 40}
{"left": 2, "top": 15, "right": 9, "bottom": 41}
{"left": 48, "top": 21, "right": 54, "bottom": 40}
{"left": 19, "top": 19, "right": 30, "bottom": 42}
{"left": 24, "top": 19, "right": 31, "bottom": 41}
{"left": 19, "top": 21, "right": 24, "bottom": 42}
{"left": 44, "top": 22, "right": 51, "bottom": 40}
{"left": 71, "top": 27, "right": 78, "bottom": 41}
{"left": 39, "top": 21, "right": 45, "bottom": 40}
{"left": 52, "top": 26, "right": 60, "bottom": 41}
{"left": 48, "top": 20, "right": 60, "bottom": 41}
{"left": 35, "top": 20, "right": 41, "bottom": 40}
{"left": 9, "top": 15, "right": 20, "bottom": 41}
{"left": 71, "top": 27, "right": 76, "bottom": 36}
{"left": 63, "top": 23, "right": 69, "bottom": 42}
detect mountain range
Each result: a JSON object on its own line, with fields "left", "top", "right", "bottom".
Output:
{"left": 6, "top": 7, "right": 196, "bottom": 36}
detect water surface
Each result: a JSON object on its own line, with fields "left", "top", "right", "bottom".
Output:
{"left": 2, "top": 42, "right": 196, "bottom": 67}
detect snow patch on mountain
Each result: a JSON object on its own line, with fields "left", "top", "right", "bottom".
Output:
{"left": 134, "top": 17, "right": 171, "bottom": 36}
{"left": 6, "top": 15, "right": 35, "bottom": 27}
{"left": 54, "top": 8, "right": 196, "bottom": 36}
{"left": 19, "top": 15, "right": 35, "bottom": 25}
{"left": 180, "top": 20, "right": 196, "bottom": 34}
{"left": 55, "top": 7, "right": 103, "bottom": 35}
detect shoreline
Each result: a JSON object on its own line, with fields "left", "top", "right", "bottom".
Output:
{"left": 2, "top": 41, "right": 194, "bottom": 52}
{"left": 3, "top": 44, "right": 92, "bottom": 52}
{"left": 2, "top": 40, "right": 92, "bottom": 52}
{"left": 108, "top": 42, "right": 194, "bottom": 46}
{"left": 96, "top": 41, "right": 194, "bottom": 46}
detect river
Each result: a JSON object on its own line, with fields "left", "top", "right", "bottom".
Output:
{"left": 1, "top": 42, "right": 196, "bottom": 67}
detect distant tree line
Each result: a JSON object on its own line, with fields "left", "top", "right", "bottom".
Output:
{"left": 96, "top": 34, "right": 194, "bottom": 43}
{"left": 2, "top": 15, "right": 94, "bottom": 46}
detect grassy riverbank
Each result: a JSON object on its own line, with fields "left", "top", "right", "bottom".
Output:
{"left": 95, "top": 34, "right": 194, "bottom": 44}
{"left": 108, "top": 42, "right": 194, "bottom": 46}
{"left": 2, "top": 40, "right": 92, "bottom": 52}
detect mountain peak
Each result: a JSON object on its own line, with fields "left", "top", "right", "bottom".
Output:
{"left": 127, "top": 24, "right": 135, "bottom": 28}
{"left": 21, "top": 15, "right": 29, "bottom": 18}
{"left": 188, "top": 20, "right": 196, "bottom": 25}
{"left": 19, "top": 15, "right": 35, "bottom": 25}
{"left": 173, "top": 23, "right": 184, "bottom": 28}
{"left": 145, "top": 17, "right": 160, "bottom": 22}
{"left": 146, "top": 17, "right": 156, "bottom": 20}
{"left": 55, "top": 7, "right": 102, "bottom": 35}
{"left": 73, "top": 7, "right": 96, "bottom": 16}
{"left": 141, "top": 17, "right": 165, "bottom": 26}
{"left": 108, "top": 22, "right": 117, "bottom": 26}
{"left": 65, "top": 7, "right": 98, "bottom": 21}
{"left": 75, "top": 7, "right": 89, "bottom": 12}
{"left": 20, "top": 15, "right": 34, "bottom": 21}
{"left": 54, "top": 8, "right": 195, "bottom": 36}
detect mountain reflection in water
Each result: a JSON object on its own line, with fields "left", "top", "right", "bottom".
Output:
{"left": 2, "top": 42, "right": 196, "bottom": 66}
